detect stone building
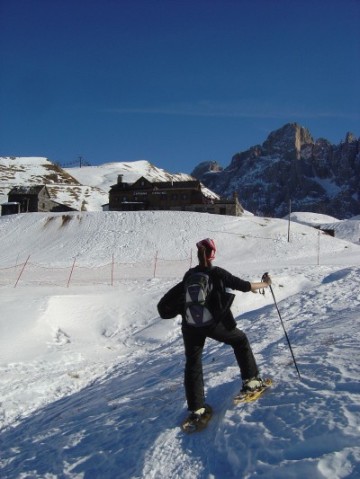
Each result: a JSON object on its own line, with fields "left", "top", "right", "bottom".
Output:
{"left": 109, "top": 175, "right": 243, "bottom": 216}
{"left": 4, "top": 185, "right": 76, "bottom": 214}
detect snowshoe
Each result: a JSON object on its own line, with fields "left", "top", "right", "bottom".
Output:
{"left": 181, "top": 404, "right": 213, "bottom": 433}
{"left": 234, "top": 378, "right": 273, "bottom": 404}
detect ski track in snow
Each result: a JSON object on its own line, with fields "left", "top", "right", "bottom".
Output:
{"left": 0, "top": 211, "right": 360, "bottom": 478}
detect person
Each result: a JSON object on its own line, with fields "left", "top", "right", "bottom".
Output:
{"left": 181, "top": 238, "right": 271, "bottom": 427}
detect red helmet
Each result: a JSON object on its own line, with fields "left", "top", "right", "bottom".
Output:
{"left": 196, "top": 238, "right": 216, "bottom": 260}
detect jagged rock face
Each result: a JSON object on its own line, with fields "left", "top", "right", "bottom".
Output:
{"left": 192, "top": 123, "right": 360, "bottom": 219}
{"left": 262, "top": 123, "right": 314, "bottom": 159}
{"left": 191, "top": 161, "right": 222, "bottom": 179}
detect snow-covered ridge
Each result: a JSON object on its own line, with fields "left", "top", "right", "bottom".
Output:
{"left": 66, "top": 160, "right": 194, "bottom": 191}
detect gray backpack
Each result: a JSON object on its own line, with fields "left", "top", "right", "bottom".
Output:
{"left": 184, "top": 272, "right": 214, "bottom": 327}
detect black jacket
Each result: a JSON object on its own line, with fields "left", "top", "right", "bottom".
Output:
{"left": 157, "top": 281, "right": 184, "bottom": 319}
{"left": 182, "top": 265, "right": 251, "bottom": 330}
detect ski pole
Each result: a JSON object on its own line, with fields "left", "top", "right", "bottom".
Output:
{"left": 263, "top": 274, "right": 301, "bottom": 378}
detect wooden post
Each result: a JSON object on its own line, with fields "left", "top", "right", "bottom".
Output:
{"left": 287, "top": 199, "right": 292, "bottom": 243}
{"left": 153, "top": 251, "right": 158, "bottom": 278}
{"left": 67, "top": 258, "right": 77, "bottom": 288}
{"left": 111, "top": 254, "right": 115, "bottom": 286}
{"left": 14, "top": 255, "right": 30, "bottom": 288}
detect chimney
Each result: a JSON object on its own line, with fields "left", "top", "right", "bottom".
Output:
{"left": 118, "top": 174, "right": 123, "bottom": 184}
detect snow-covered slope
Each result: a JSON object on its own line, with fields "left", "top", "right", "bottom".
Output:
{"left": 0, "top": 211, "right": 359, "bottom": 478}
{"left": 64, "top": 160, "right": 194, "bottom": 192}
{"left": 65, "top": 160, "right": 220, "bottom": 201}
{"left": 289, "top": 212, "right": 360, "bottom": 245}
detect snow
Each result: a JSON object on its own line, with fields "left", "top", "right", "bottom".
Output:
{"left": 0, "top": 208, "right": 359, "bottom": 479}
{"left": 316, "top": 178, "right": 342, "bottom": 198}
{"left": 64, "top": 160, "right": 194, "bottom": 192}
{"left": 289, "top": 212, "right": 360, "bottom": 245}
{"left": 288, "top": 212, "right": 342, "bottom": 226}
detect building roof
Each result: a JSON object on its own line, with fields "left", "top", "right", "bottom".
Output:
{"left": 8, "top": 185, "right": 46, "bottom": 195}
{"left": 111, "top": 176, "right": 220, "bottom": 200}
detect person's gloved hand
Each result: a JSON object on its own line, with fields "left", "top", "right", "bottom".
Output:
{"left": 261, "top": 272, "right": 272, "bottom": 285}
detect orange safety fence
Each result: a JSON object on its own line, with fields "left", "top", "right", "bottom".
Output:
{"left": 0, "top": 252, "right": 194, "bottom": 288}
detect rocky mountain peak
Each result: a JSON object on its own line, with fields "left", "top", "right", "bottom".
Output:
{"left": 192, "top": 123, "right": 360, "bottom": 219}
{"left": 191, "top": 161, "right": 223, "bottom": 178}
{"left": 345, "top": 132, "right": 357, "bottom": 143}
{"left": 262, "top": 123, "right": 314, "bottom": 158}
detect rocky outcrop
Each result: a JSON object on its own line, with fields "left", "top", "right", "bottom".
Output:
{"left": 191, "top": 161, "right": 223, "bottom": 179}
{"left": 192, "top": 123, "right": 360, "bottom": 219}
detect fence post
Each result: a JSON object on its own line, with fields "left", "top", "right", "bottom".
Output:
{"left": 111, "top": 254, "right": 115, "bottom": 286}
{"left": 67, "top": 258, "right": 77, "bottom": 288}
{"left": 153, "top": 251, "right": 158, "bottom": 278}
{"left": 14, "top": 255, "right": 30, "bottom": 288}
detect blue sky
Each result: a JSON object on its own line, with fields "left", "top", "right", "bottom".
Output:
{"left": 0, "top": 0, "right": 359, "bottom": 174}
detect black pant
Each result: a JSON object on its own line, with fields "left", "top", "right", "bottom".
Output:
{"left": 182, "top": 321, "right": 259, "bottom": 411}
